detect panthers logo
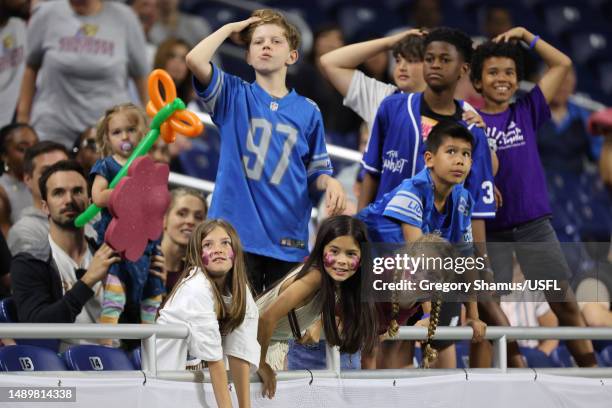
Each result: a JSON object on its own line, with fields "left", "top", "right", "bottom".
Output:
{"left": 77, "top": 24, "right": 99, "bottom": 37}
{"left": 2, "top": 35, "right": 14, "bottom": 50}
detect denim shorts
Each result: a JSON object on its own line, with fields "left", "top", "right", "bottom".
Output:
{"left": 286, "top": 340, "right": 361, "bottom": 370}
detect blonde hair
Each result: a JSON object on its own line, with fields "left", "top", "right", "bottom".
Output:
{"left": 160, "top": 219, "right": 249, "bottom": 334}
{"left": 240, "top": 9, "right": 301, "bottom": 50}
{"left": 96, "top": 103, "right": 148, "bottom": 157}
{"left": 166, "top": 187, "right": 208, "bottom": 217}
{"left": 387, "top": 234, "right": 458, "bottom": 368}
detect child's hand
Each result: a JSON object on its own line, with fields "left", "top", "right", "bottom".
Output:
{"left": 493, "top": 27, "right": 527, "bottom": 44}
{"left": 466, "top": 317, "right": 487, "bottom": 343}
{"left": 325, "top": 178, "right": 347, "bottom": 216}
{"left": 257, "top": 362, "right": 277, "bottom": 399}
{"left": 462, "top": 110, "right": 485, "bottom": 128}
{"left": 149, "top": 246, "right": 167, "bottom": 285}
{"left": 227, "top": 16, "right": 261, "bottom": 35}
{"left": 388, "top": 28, "right": 427, "bottom": 48}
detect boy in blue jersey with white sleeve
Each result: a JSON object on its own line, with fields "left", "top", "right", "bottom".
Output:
{"left": 186, "top": 9, "right": 346, "bottom": 294}
{"left": 358, "top": 121, "right": 475, "bottom": 245}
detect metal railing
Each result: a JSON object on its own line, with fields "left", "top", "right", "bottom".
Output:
{"left": 1, "top": 324, "right": 612, "bottom": 380}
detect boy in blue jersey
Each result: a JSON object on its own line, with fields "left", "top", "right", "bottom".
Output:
{"left": 358, "top": 121, "right": 486, "bottom": 368}
{"left": 358, "top": 121, "right": 475, "bottom": 246}
{"left": 186, "top": 9, "right": 346, "bottom": 293}
{"left": 470, "top": 27, "right": 596, "bottom": 367}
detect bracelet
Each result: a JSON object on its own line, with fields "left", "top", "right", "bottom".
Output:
{"left": 529, "top": 35, "right": 540, "bottom": 50}
{"left": 421, "top": 313, "right": 431, "bottom": 319}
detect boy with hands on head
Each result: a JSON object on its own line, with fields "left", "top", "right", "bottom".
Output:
{"left": 186, "top": 10, "right": 346, "bottom": 294}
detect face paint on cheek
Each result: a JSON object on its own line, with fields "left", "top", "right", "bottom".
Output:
{"left": 349, "top": 256, "right": 360, "bottom": 270}
{"left": 323, "top": 252, "right": 336, "bottom": 268}
{"left": 201, "top": 251, "right": 210, "bottom": 266}
{"left": 227, "top": 248, "right": 235, "bottom": 262}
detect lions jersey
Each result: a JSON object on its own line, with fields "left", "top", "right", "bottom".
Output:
{"left": 357, "top": 168, "right": 474, "bottom": 244}
{"left": 194, "top": 64, "right": 333, "bottom": 262}
{"left": 363, "top": 92, "right": 495, "bottom": 219}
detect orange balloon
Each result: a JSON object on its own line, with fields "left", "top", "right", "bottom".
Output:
{"left": 146, "top": 69, "right": 203, "bottom": 143}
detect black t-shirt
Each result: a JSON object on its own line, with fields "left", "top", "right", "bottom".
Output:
{"left": 419, "top": 94, "right": 463, "bottom": 140}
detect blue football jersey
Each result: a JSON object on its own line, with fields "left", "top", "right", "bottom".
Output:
{"left": 357, "top": 168, "right": 474, "bottom": 244}
{"left": 362, "top": 92, "right": 495, "bottom": 219}
{"left": 194, "top": 64, "right": 333, "bottom": 261}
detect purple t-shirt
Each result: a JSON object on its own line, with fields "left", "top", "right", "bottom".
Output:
{"left": 480, "top": 86, "right": 551, "bottom": 231}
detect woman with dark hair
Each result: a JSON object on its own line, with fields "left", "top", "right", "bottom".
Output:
{"left": 0, "top": 123, "right": 38, "bottom": 224}
{"left": 256, "top": 215, "right": 378, "bottom": 399}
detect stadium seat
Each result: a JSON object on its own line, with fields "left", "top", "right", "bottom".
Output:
{"left": 550, "top": 344, "right": 576, "bottom": 367}
{"left": 337, "top": 6, "right": 402, "bottom": 42}
{"left": 176, "top": 134, "right": 220, "bottom": 182}
{"left": 519, "top": 347, "right": 555, "bottom": 368}
{"left": 62, "top": 345, "right": 135, "bottom": 371}
{"left": 570, "top": 32, "right": 611, "bottom": 65}
{"left": 196, "top": 6, "right": 250, "bottom": 32}
{"left": 598, "top": 61, "right": 612, "bottom": 94}
{"left": 599, "top": 345, "right": 612, "bottom": 367}
{"left": 0, "top": 345, "right": 66, "bottom": 371}
{"left": 544, "top": 5, "right": 584, "bottom": 38}
{"left": 0, "top": 298, "right": 60, "bottom": 351}
{"left": 130, "top": 347, "right": 142, "bottom": 370}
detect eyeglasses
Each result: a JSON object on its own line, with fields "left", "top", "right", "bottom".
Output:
{"left": 73, "top": 138, "right": 96, "bottom": 154}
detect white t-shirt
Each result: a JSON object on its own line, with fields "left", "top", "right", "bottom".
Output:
{"left": 0, "top": 17, "right": 26, "bottom": 126}
{"left": 49, "top": 235, "right": 103, "bottom": 349}
{"left": 500, "top": 290, "right": 551, "bottom": 349}
{"left": 343, "top": 70, "right": 398, "bottom": 133}
{"left": 156, "top": 268, "right": 260, "bottom": 371}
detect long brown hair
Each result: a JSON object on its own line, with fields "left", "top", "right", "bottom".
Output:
{"left": 160, "top": 219, "right": 249, "bottom": 334}
{"left": 294, "top": 215, "right": 378, "bottom": 355}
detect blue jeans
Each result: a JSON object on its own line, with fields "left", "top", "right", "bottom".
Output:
{"left": 287, "top": 340, "right": 361, "bottom": 370}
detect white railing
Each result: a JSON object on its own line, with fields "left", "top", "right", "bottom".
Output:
{"left": 1, "top": 324, "right": 612, "bottom": 380}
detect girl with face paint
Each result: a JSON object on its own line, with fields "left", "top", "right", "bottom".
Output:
{"left": 256, "top": 215, "right": 378, "bottom": 399}
{"left": 91, "top": 104, "right": 166, "bottom": 338}
{"left": 157, "top": 219, "right": 259, "bottom": 408}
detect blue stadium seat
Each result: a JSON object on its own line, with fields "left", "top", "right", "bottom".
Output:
{"left": 570, "top": 32, "right": 611, "bottom": 65}
{"left": 176, "top": 134, "right": 220, "bottom": 182}
{"left": 62, "top": 345, "right": 135, "bottom": 371}
{"left": 337, "top": 6, "right": 402, "bottom": 42}
{"left": 0, "top": 298, "right": 60, "bottom": 351}
{"left": 130, "top": 347, "right": 142, "bottom": 370}
{"left": 519, "top": 347, "right": 555, "bottom": 368}
{"left": 0, "top": 345, "right": 66, "bottom": 371}
{"left": 598, "top": 61, "right": 612, "bottom": 95}
{"left": 544, "top": 5, "right": 585, "bottom": 38}
{"left": 197, "top": 6, "right": 251, "bottom": 32}
{"left": 599, "top": 345, "right": 612, "bottom": 367}
{"left": 550, "top": 344, "right": 576, "bottom": 367}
